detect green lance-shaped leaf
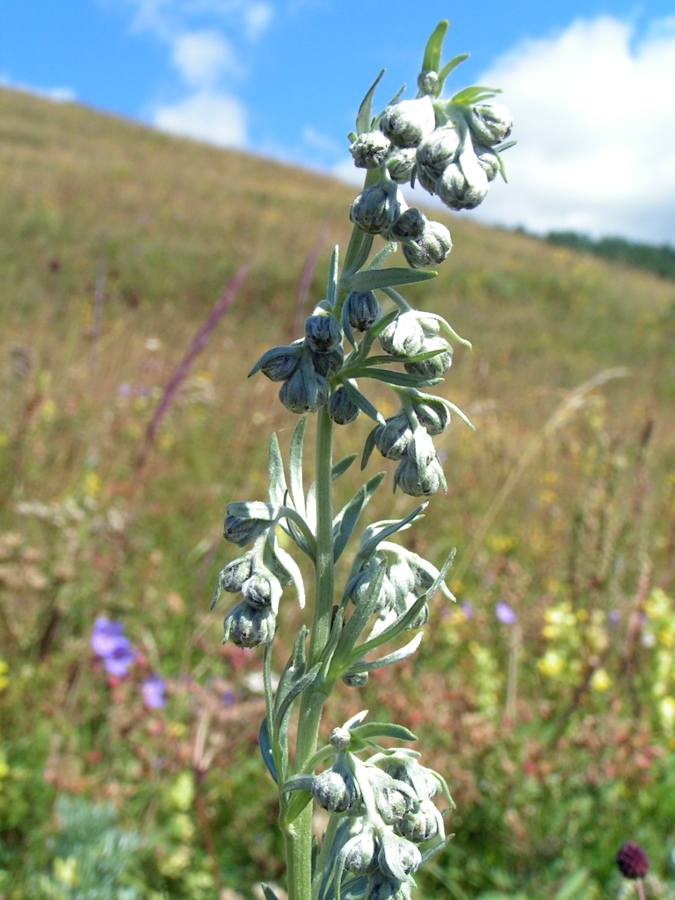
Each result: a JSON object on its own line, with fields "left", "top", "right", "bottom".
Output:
{"left": 345, "top": 266, "right": 436, "bottom": 293}
{"left": 330, "top": 562, "right": 388, "bottom": 670}
{"left": 342, "top": 227, "right": 374, "bottom": 279}
{"left": 356, "top": 69, "right": 385, "bottom": 135}
{"left": 289, "top": 415, "right": 308, "bottom": 517}
{"left": 354, "top": 308, "right": 398, "bottom": 363}
{"left": 349, "top": 721, "right": 417, "bottom": 743}
{"left": 315, "top": 816, "right": 354, "bottom": 900}
{"left": 451, "top": 85, "right": 501, "bottom": 105}
{"left": 342, "top": 632, "right": 423, "bottom": 676}
{"left": 360, "top": 424, "right": 378, "bottom": 471}
{"left": 326, "top": 245, "right": 339, "bottom": 308}
{"left": 437, "top": 52, "right": 470, "bottom": 94}
{"left": 332, "top": 453, "right": 358, "bottom": 480}
{"left": 339, "top": 378, "right": 385, "bottom": 426}
{"left": 365, "top": 242, "right": 397, "bottom": 271}
{"left": 340, "top": 299, "right": 357, "bottom": 350}
{"left": 424, "top": 547, "right": 457, "bottom": 602}
{"left": 274, "top": 662, "right": 322, "bottom": 741}
{"left": 261, "top": 885, "right": 283, "bottom": 900}
{"left": 274, "top": 627, "right": 308, "bottom": 718}
{"left": 317, "top": 605, "right": 346, "bottom": 680}
{"left": 353, "top": 591, "right": 429, "bottom": 660}
{"left": 268, "top": 432, "right": 287, "bottom": 507}
{"left": 421, "top": 20, "right": 448, "bottom": 74}
{"left": 258, "top": 717, "right": 278, "bottom": 784}
{"left": 269, "top": 541, "right": 306, "bottom": 608}
{"left": 333, "top": 472, "right": 386, "bottom": 562}
{"left": 349, "top": 366, "right": 443, "bottom": 389}
{"left": 355, "top": 503, "right": 428, "bottom": 568}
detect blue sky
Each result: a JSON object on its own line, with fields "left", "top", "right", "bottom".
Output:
{"left": 2, "top": 1, "right": 675, "bottom": 243}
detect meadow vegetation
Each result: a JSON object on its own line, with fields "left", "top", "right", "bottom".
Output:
{"left": 1, "top": 86, "right": 675, "bottom": 898}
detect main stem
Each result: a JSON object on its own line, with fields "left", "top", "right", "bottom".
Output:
{"left": 285, "top": 405, "right": 334, "bottom": 900}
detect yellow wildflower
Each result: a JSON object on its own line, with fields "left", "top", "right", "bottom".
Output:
{"left": 0, "top": 659, "right": 7, "bottom": 691}
{"left": 660, "top": 697, "right": 675, "bottom": 731}
{"left": 590, "top": 669, "right": 611, "bottom": 692}
{"left": 53, "top": 857, "right": 79, "bottom": 887}
{"left": 537, "top": 650, "right": 564, "bottom": 678}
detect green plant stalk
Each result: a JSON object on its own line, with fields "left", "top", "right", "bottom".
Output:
{"left": 285, "top": 404, "right": 334, "bottom": 900}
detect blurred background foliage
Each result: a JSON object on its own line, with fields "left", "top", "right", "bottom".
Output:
{"left": 1, "top": 86, "right": 675, "bottom": 899}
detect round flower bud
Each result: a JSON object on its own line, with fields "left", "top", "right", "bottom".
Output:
{"left": 379, "top": 96, "right": 436, "bottom": 148}
{"left": 345, "top": 290, "right": 381, "bottom": 332}
{"left": 350, "top": 183, "right": 404, "bottom": 235}
{"left": 386, "top": 148, "right": 417, "bottom": 184}
{"left": 379, "top": 312, "right": 425, "bottom": 357}
{"left": 347, "top": 557, "right": 397, "bottom": 612}
{"left": 311, "top": 345, "right": 344, "bottom": 378}
{"left": 404, "top": 337, "right": 452, "bottom": 378}
{"left": 328, "top": 386, "right": 360, "bottom": 425}
{"left": 410, "top": 396, "right": 449, "bottom": 436}
{"left": 279, "top": 361, "right": 330, "bottom": 414}
{"left": 395, "top": 801, "right": 439, "bottom": 843}
{"left": 374, "top": 414, "right": 414, "bottom": 460}
{"left": 223, "top": 515, "right": 270, "bottom": 547}
{"left": 384, "top": 759, "right": 441, "bottom": 802}
{"left": 258, "top": 344, "right": 302, "bottom": 382}
{"left": 366, "top": 874, "right": 412, "bottom": 900}
{"left": 406, "top": 599, "right": 429, "bottom": 630}
{"left": 342, "top": 670, "right": 369, "bottom": 688}
{"left": 393, "top": 455, "right": 443, "bottom": 497}
{"left": 241, "top": 572, "right": 282, "bottom": 610}
{"left": 468, "top": 103, "right": 513, "bottom": 145}
{"left": 223, "top": 601, "right": 276, "bottom": 648}
{"left": 312, "top": 764, "right": 360, "bottom": 813}
{"left": 386, "top": 207, "right": 427, "bottom": 242}
{"left": 387, "top": 557, "right": 416, "bottom": 604}
{"left": 416, "top": 127, "right": 461, "bottom": 180}
{"left": 343, "top": 828, "right": 377, "bottom": 874}
{"left": 616, "top": 842, "right": 649, "bottom": 880}
{"left": 329, "top": 726, "right": 352, "bottom": 750}
{"left": 436, "top": 161, "right": 488, "bottom": 211}
{"left": 369, "top": 770, "right": 414, "bottom": 824}
{"left": 377, "top": 833, "right": 421, "bottom": 878}
{"left": 218, "top": 553, "right": 254, "bottom": 592}
{"left": 305, "top": 313, "right": 342, "bottom": 354}
{"left": 402, "top": 221, "right": 452, "bottom": 269}
{"left": 416, "top": 69, "right": 439, "bottom": 95}
{"left": 415, "top": 161, "right": 438, "bottom": 195}
{"left": 477, "top": 146, "right": 500, "bottom": 182}
{"left": 350, "top": 131, "right": 392, "bottom": 169}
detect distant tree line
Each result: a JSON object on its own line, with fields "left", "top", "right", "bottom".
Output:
{"left": 544, "top": 230, "right": 675, "bottom": 281}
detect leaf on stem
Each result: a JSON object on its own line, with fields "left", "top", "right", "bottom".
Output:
{"left": 344, "top": 632, "right": 423, "bottom": 674}
{"left": 421, "top": 20, "right": 448, "bottom": 74}
{"left": 326, "top": 245, "right": 339, "bottom": 308}
{"left": 356, "top": 69, "right": 385, "bottom": 134}
{"left": 346, "top": 267, "right": 436, "bottom": 293}
{"left": 258, "top": 717, "right": 278, "bottom": 784}
{"left": 350, "top": 721, "right": 417, "bottom": 742}
{"left": 268, "top": 433, "right": 287, "bottom": 507}
{"left": 333, "top": 472, "right": 386, "bottom": 562}
{"left": 289, "top": 416, "right": 308, "bottom": 516}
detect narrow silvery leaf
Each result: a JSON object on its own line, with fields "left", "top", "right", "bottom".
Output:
{"left": 326, "top": 245, "right": 339, "bottom": 308}
{"left": 437, "top": 52, "right": 470, "bottom": 94}
{"left": 259, "top": 717, "right": 278, "bottom": 784}
{"left": 274, "top": 545, "right": 306, "bottom": 608}
{"left": 268, "top": 433, "right": 287, "bottom": 507}
{"left": 341, "top": 298, "right": 357, "bottom": 349}
{"left": 359, "top": 592, "right": 428, "bottom": 657}
{"left": 361, "top": 425, "right": 378, "bottom": 471}
{"left": 305, "top": 482, "right": 316, "bottom": 533}
{"left": 424, "top": 548, "right": 457, "bottom": 601}
{"left": 289, "top": 416, "right": 307, "bottom": 516}
{"left": 365, "top": 242, "right": 396, "bottom": 270}
{"left": 347, "top": 267, "right": 436, "bottom": 293}
{"left": 345, "top": 632, "right": 423, "bottom": 673}
{"left": 261, "top": 885, "right": 282, "bottom": 900}
{"left": 333, "top": 472, "right": 386, "bottom": 562}
{"left": 340, "top": 379, "right": 385, "bottom": 426}
{"left": 274, "top": 627, "right": 308, "bottom": 719}
{"left": 350, "top": 721, "right": 417, "bottom": 742}
{"left": 353, "top": 367, "right": 443, "bottom": 389}
{"left": 332, "top": 562, "right": 388, "bottom": 666}
{"left": 344, "top": 709, "right": 370, "bottom": 731}
{"left": 358, "top": 504, "right": 427, "bottom": 561}
{"left": 356, "top": 69, "right": 385, "bottom": 135}
{"left": 317, "top": 818, "right": 354, "bottom": 900}
{"left": 318, "top": 605, "right": 346, "bottom": 677}
{"left": 227, "top": 500, "right": 278, "bottom": 521}
{"left": 421, "top": 19, "right": 448, "bottom": 73}
{"left": 281, "top": 774, "right": 316, "bottom": 793}
{"left": 451, "top": 85, "right": 500, "bottom": 104}
{"left": 342, "top": 227, "right": 374, "bottom": 278}
{"left": 274, "top": 662, "right": 321, "bottom": 734}
{"left": 332, "top": 454, "right": 358, "bottom": 480}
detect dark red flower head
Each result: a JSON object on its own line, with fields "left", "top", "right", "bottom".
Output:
{"left": 616, "top": 842, "right": 649, "bottom": 879}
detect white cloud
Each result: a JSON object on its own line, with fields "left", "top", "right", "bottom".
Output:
{"left": 153, "top": 89, "right": 246, "bottom": 146}
{"left": 171, "top": 29, "right": 240, "bottom": 84}
{"left": 473, "top": 16, "right": 675, "bottom": 243}
{"left": 0, "top": 75, "right": 76, "bottom": 103}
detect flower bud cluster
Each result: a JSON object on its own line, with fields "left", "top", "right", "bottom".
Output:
{"left": 310, "top": 750, "right": 446, "bottom": 900}
{"left": 216, "top": 535, "right": 296, "bottom": 648}
{"left": 348, "top": 84, "right": 512, "bottom": 257}
{"left": 251, "top": 311, "right": 345, "bottom": 415}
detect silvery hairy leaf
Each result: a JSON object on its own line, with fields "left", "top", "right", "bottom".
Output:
{"left": 333, "top": 472, "right": 386, "bottom": 562}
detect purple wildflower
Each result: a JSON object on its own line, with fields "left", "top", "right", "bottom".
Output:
{"left": 461, "top": 600, "right": 473, "bottom": 619}
{"left": 91, "top": 617, "right": 125, "bottom": 658}
{"left": 141, "top": 674, "right": 166, "bottom": 709}
{"left": 495, "top": 600, "right": 516, "bottom": 625}
{"left": 103, "top": 637, "right": 136, "bottom": 677}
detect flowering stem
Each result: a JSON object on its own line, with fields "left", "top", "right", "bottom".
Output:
{"left": 285, "top": 404, "right": 334, "bottom": 900}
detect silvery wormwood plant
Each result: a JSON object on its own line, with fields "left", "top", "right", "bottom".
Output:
{"left": 211, "top": 22, "right": 513, "bottom": 900}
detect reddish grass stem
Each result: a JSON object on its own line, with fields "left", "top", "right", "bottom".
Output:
{"left": 136, "top": 265, "right": 249, "bottom": 471}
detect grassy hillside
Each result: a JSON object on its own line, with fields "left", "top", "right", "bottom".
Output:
{"left": 1, "top": 87, "right": 675, "bottom": 899}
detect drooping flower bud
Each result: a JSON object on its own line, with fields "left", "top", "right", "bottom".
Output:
{"left": 279, "top": 356, "right": 330, "bottom": 414}
{"left": 305, "top": 313, "right": 342, "bottom": 354}
{"left": 311, "top": 344, "right": 344, "bottom": 378}
{"left": 379, "top": 313, "right": 425, "bottom": 357}
{"left": 387, "top": 556, "right": 416, "bottom": 604}
{"left": 377, "top": 832, "right": 421, "bottom": 878}
{"left": 366, "top": 874, "right": 412, "bottom": 900}
{"left": 345, "top": 290, "right": 381, "bottom": 332}
{"left": 374, "top": 414, "right": 414, "bottom": 460}
{"left": 342, "top": 670, "right": 369, "bottom": 688}
{"left": 395, "top": 801, "right": 440, "bottom": 843}
{"left": 436, "top": 161, "right": 488, "bottom": 211}
{"left": 386, "top": 148, "right": 417, "bottom": 184}
{"left": 223, "top": 515, "right": 270, "bottom": 547}
{"left": 402, "top": 221, "right": 452, "bottom": 269}
{"left": 350, "top": 130, "right": 392, "bottom": 169}
{"left": 385, "top": 207, "right": 427, "bottom": 242}
{"left": 328, "top": 386, "right": 360, "bottom": 425}
{"left": 223, "top": 601, "right": 276, "bottom": 648}
{"left": 409, "top": 395, "right": 450, "bottom": 436}
{"left": 343, "top": 825, "right": 377, "bottom": 874}
{"left": 379, "top": 96, "right": 436, "bottom": 148}
{"left": 255, "top": 343, "right": 303, "bottom": 382}
{"left": 404, "top": 337, "right": 452, "bottom": 378}
{"left": 218, "top": 553, "right": 254, "bottom": 592}
{"left": 350, "top": 183, "right": 405, "bottom": 235}
{"left": 347, "top": 553, "right": 397, "bottom": 611}
{"left": 241, "top": 572, "right": 282, "bottom": 610}
{"left": 393, "top": 453, "right": 444, "bottom": 497}
{"left": 468, "top": 103, "right": 513, "bottom": 145}
{"left": 416, "top": 69, "right": 439, "bottom": 95}
{"left": 416, "top": 126, "right": 461, "bottom": 180}
{"left": 368, "top": 769, "right": 415, "bottom": 824}
{"left": 312, "top": 760, "right": 361, "bottom": 813}
{"left": 477, "top": 146, "right": 500, "bottom": 182}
